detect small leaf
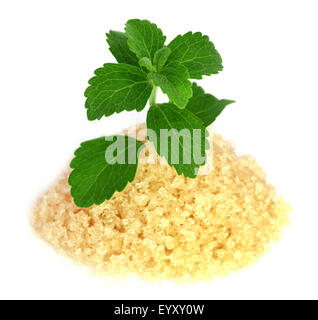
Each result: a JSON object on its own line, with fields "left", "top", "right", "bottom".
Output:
{"left": 139, "top": 57, "right": 156, "bottom": 72}
{"left": 147, "top": 103, "right": 209, "bottom": 178}
{"left": 125, "top": 19, "right": 166, "bottom": 61}
{"left": 85, "top": 63, "right": 152, "bottom": 120}
{"left": 153, "top": 47, "right": 171, "bottom": 71}
{"left": 186, "top": 83, "right": 235, "bottom": 127}
{"left": 106, "top": 30, "right": 139, "bottom": 66}
{"left": 69, "top": 135, "right": 144, "bottom": 207}
{"left": 148, "top": 61, "right": 192, "bottom": 109}
{"left": 167, "top": 32, "right": 223, "bottom": 79}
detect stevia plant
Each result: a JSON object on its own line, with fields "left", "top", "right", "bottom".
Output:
{"left": 69, "top": 19, "right": 234, "bottom": 207}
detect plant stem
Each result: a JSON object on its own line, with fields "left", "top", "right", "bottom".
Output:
{"left": 149, "top": 85, "right": 157, "bottom": 107}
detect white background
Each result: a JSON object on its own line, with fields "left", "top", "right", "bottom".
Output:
{"left": 1, "top": 0, "right": 318, "bottom": 300}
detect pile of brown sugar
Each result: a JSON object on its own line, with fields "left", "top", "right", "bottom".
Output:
{"left": 32, "top": 125, "right": 290, "bottom": 280}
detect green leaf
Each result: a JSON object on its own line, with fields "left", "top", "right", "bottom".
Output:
{"left": 186, "top": 83, "right": 235, "bottom": 127}
{"left": 125, "top": 19, "right": 166, "bottom": 61}
{"left": 148, "top": 61, "right": 192, "bottom": 109}
{"left": 69, "top": 135, "right": 144, "bottom": 207}
{"left": 153, "top": 47, "right": 171, "bottom": 72}
{"left": 146, "top": 103, "right": 209, "bottom": 178}
{"left": 167, "top": 32, "right": 223, "bottom": 79}
{"left": 138, "top": 57, "right": 156, "bottom": 72}
{"left": 84, "top": 63, "right": 152, "bottom": 120}
{"left": 106, "top": 30, "right": 139, "bottom": 66}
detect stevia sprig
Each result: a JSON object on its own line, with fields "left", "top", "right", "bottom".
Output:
{"left": 69, "top": 18, "right": 234, "bottom": 207}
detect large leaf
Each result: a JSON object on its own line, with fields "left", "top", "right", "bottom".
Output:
{"left": 125, "top": 19, "right": 166, "bottom": 61}
{"left": 146, "top": 103, "right": 209, "bottom": 178}
{"left": 69, "top": 135, "right": 144, "bottom": 207}
{"left": 84, "top": 63, "right": 152, "bottom": 120}
{"left": 168, "top": 32, "right": 223, "bottom": 79}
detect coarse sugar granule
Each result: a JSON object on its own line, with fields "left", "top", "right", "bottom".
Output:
{"left": 32, "top": 125, "right": 291, "bottom": 280}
